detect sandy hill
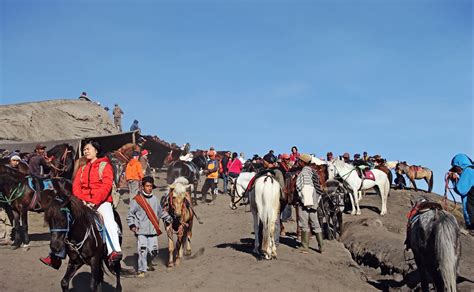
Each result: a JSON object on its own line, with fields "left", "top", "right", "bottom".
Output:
{"left": 0, "top": 99, "right": 118, "bottom": 142}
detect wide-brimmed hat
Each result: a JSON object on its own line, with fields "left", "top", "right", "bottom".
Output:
{"left": 142, "top": 176, "right": 157, "bottom": 188}
{"left": 299, "top": 153, "right": 312, "bottom": 164}
{"left": 35, "top": 144, "right": 46, "bottom": 150}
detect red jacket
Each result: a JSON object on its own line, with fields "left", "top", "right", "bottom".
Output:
{"left": 72, "top": 156, "right": 113, "bottom": 206}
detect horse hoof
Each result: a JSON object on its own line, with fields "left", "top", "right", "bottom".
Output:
{"left": 185, "top": 250, "right": 191, "bottom": 256}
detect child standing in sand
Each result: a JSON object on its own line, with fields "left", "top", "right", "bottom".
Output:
{"left": 127, "top": 176, "right": 172, "bottom": 277}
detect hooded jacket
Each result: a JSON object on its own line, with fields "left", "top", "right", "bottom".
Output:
{"left": 451, "top": 154, "right": 474, "bottom": 197}
{"left": 72, "top": 156, "right": 113, "bottom": 206}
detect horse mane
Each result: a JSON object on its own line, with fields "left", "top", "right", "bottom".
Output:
{"left": 170, "top": 177, "right": 189, "bottom": 198}
{"left": 0, "top": 165, "right": 27, "bottom": 181}
{"left": 46, "top": 195, "right": 97, "bottom": 227}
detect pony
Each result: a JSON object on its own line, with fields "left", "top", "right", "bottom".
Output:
{"left": 396, "top": 161, "right": 434, "bottom": 193}
{"left": 407, "top": 198, "right": 460, "bottom": 291}
{"left": 327, "top": 159, "right": 390, "bottom": 216}
{"left": 47, "top": 143, "right": 76, "bottom": 180}
{"left": 249, "top": 172, "right": 281, "bottom": 259}
{"left": 0, "top": 165, "right": 56, "bottom": 248}
{"left": 45, "top": 179, "right": 122, "bottom": 291}
{"left": 162, "top": 177, "right": 194, "bottom": 267}
{"left": 319, "top": 179, "right": 345, "bottom": 239}
{"left": 166, "top": 153, "right": 207, "bottom": 204}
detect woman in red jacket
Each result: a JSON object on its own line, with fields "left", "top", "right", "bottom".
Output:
{"left": 40, "top": 139, "right": 122, "bottom": 269}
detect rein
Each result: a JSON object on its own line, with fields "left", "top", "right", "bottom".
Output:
{"left": 0, "top": 182, "right": 27, "bottom": 205}
{"left": 49, "top": 147, "right": 71, "bottom": 176}
{"left": 49, "top": 205, "right": 99, "bottom": 263}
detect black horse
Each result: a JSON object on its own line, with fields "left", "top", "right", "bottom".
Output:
{"left": 0, "top": 165, "right": 57, "bottom": 248}
{"left": 45, "top": 179, "right": 122, "bottom": 292}
{"left": 167, "top": 154, "right": 207, "bottom": 204}
{"left": 47, "top": 143, "right": 76, "bottom": 180}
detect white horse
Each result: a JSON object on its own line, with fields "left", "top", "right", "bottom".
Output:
{"left": 249, "top": 173, "right": 281, "bottom": 259}
{"left": 327, "top": 159, "right": 390, "bottom": 216}
{"left": 229, "top": 172, "right": 255, "bottom": 209}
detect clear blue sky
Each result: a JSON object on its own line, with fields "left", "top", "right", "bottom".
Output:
{"left": 1, "top": 0, "right": 472, "bottom": 197}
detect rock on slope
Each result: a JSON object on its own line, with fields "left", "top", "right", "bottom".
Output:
{"left": 0, "top": 99, "right": 118, "bottom": 142}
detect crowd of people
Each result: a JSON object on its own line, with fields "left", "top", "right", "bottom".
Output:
{"left": 1, "top": 139, "right": 473, "bottom": 277}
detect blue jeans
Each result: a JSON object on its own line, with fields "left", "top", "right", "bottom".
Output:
{"left": 222, "top": 173, "right": 229, "bottom": 194}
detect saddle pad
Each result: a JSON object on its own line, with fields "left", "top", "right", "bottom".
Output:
{"left": 364, "top": 170, "right": 375, "bottom": 181}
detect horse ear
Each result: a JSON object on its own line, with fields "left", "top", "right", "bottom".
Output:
{"left": 186, "top": 184, "right": 192, "bottom": 191}
{"left": 168, "top": 184, "right": 175, "bottom": 190}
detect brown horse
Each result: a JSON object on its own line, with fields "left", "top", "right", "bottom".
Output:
{"left": 396, "top": 161, "right": 434, "bottom": 192}
{"left": 0, "top": 165, "right": 57, "bottom": 248}
{"left": 47, "top": 143, "right": 76, "bottom": 180}
{"left": 162, "top": 177, "right": 194, "bottom": 267}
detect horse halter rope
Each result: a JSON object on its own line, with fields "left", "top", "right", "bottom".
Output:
{"left": 49, "top": 148, "right": 71, "bottom": 177}
{"left": 0, "top": 182, "right": 27, "bottom": 205}
{"left": 49, "top": 206, "right": 99, "bottom": 262}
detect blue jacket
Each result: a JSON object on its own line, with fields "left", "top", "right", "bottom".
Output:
{"left": 451, "top": 154, "right": 474, "bottom": 197}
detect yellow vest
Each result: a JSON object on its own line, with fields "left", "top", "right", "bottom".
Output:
{"left": 207, "top": 160, "right": 219, "bottom": 179}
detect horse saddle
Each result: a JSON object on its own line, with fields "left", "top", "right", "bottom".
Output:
{"left": 245, "top": 169, "right": 275, "bottom": 193}
{"left": 406, "top": 201, "right": 443, "bottom": 225}
{"left": 363, "top": 170, "right": 375, "bottom": 181}
{"left": 28, "top": 177, "right": 54, "bottom": 211}
{"left": 27, "top": 177, "right": 54, "bottom": 192}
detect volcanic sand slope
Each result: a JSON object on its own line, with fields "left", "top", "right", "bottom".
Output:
{"left": 0, "top": 99, "right": 118, "bottom": 142}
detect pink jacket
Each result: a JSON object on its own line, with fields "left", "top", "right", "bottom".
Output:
{"left": 227, "top": 159, "right": 243, "bottom": 174}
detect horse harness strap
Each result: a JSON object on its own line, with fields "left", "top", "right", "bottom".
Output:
{"left": 406, "top": 201, "right": 443, "bottom": 227}
{"left": 0, "top": 182, "right": 27, "bottom": 205}
{"left": 134, "top": 194, "right": 162, "bottom": 236}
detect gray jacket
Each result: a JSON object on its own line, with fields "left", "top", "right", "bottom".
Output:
{"left": 127, "top": 192, "right": 171, "bottom": 235}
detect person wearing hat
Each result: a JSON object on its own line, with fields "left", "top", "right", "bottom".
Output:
{"left": 448, "top": 154, "right": 474, "bottom": 234}
{"left": 127, "top": 176, "right": 172, "bottom": 277}
{"left": 126, "top": 151, "right": 144, "bottom": 199}
{"left": 8, "top": 155, "right": 21, "bottom": 169}
{"left": 28, "top": 144, "right": 52, "bottom": 193}
{"left": 296, "top": 153, "right": 324, "bottom": 253}
{"left": 139, "top": 149, "right": 152, "bottom": 176}
{"left": 113, "top": 103, "right": 124, "bottom": 132}
{"left": 342, "top": 152, "right": 351, "bottom": 163}
{"left": 201, "top": 149, "right": 219, "bottom": 205}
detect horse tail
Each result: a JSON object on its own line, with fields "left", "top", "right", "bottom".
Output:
{"left": 435, "top": 211, "right": 459, "bottom": 292}
{"left": 428, "top": 171, "right": 434, "bottom": 193}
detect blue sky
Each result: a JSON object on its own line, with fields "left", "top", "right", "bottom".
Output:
{"left": 1, "top": 0, "right": 472, "bottom": 197}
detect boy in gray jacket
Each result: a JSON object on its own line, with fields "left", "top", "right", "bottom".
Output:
{"left": 127, "top": 176, "right": 172, "bottom": 277}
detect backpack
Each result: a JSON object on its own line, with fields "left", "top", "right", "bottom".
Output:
{"left": 80, "top": 161, "right": 108, "bottom": 182}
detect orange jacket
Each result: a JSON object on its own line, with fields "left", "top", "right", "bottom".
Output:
{"left": 126, "top": 158, "right": 144, "bottom": 181}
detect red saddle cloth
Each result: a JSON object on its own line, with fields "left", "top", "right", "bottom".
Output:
{"left": 364, "top": 170, "right": 375, "bottom": 181}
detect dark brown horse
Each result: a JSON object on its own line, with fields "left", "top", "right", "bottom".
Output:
{"left": 47, "top": 143, "right": 76, "bottom": 180}
{"left": 45, "top": 180, "right": 122, "bottom": 291}
{"left": 0, "top": 165, "right": 57, "bottom": 248}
